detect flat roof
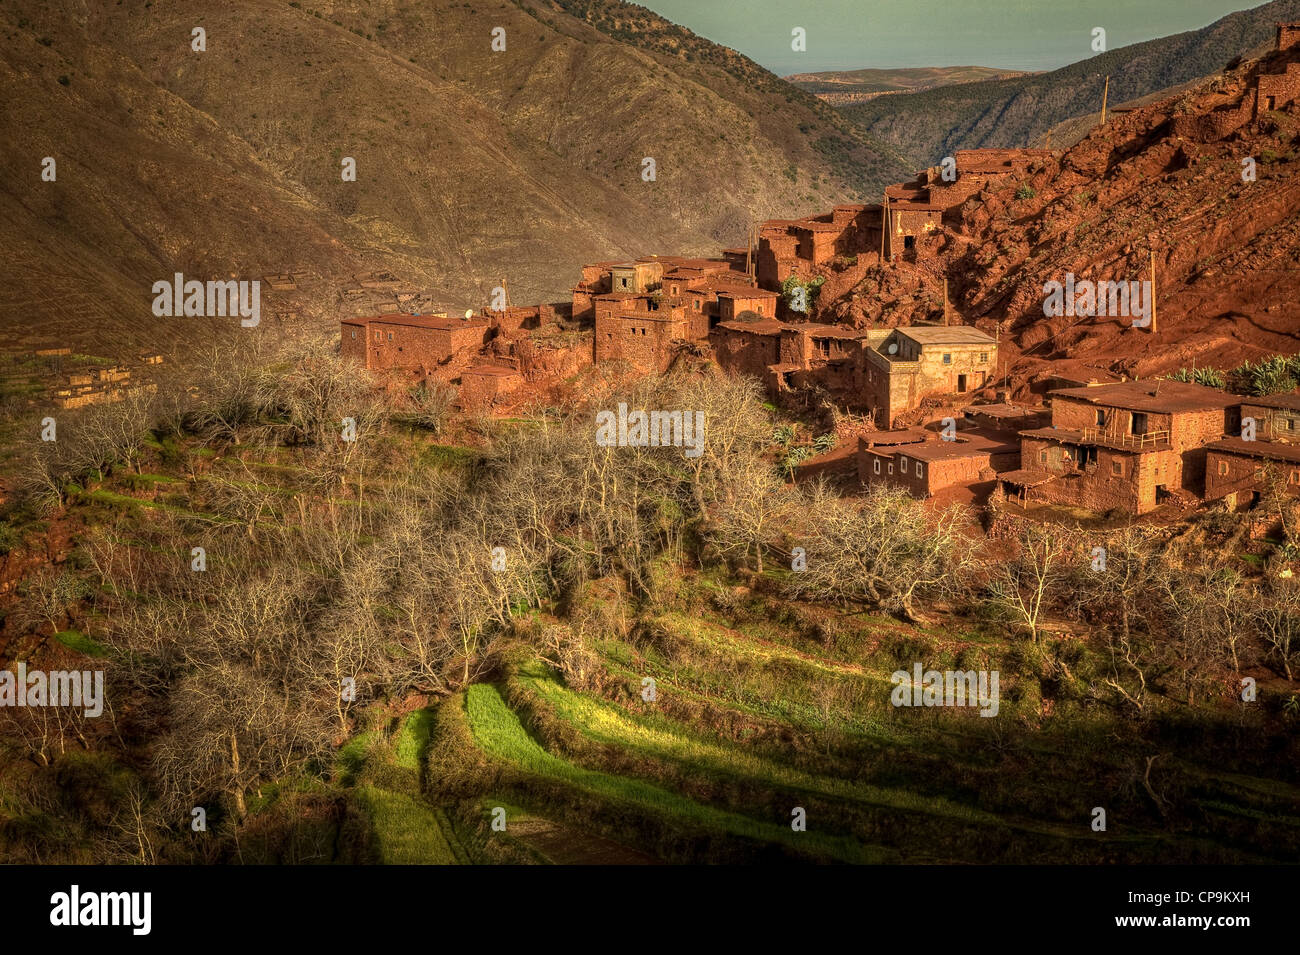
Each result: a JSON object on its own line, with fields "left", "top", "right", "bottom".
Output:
{"left": 964, "top": 403, "right": 1047, "bottom": 418}
{"left": 716, "top": 318, "right": 784, "bottom": 335}
{"left": 858, "top": 428, "right": 928, "bottom": 447}
{"left": 1049, "top": 380, "right": 1240, "bottom": 413}
{"left": 1244, "top": 392, "right": 1300, "bottom": 412}
{"left": 998, "top": 468, "right": 1057, "bottom": 487}
{"left": 1207, "top": 438, "right": 1300, "bottom": 464}
{"left": 897, "top": 325, "right": 997, "bottom": 346}
{"left": 715, "top": 286, "right": 778, "bottom": 298}
{"left": 865, "top": 429, "right": 1019, "bottom": 462}
{"left": 354, "top": 313, "right": 488, "bottom": 330}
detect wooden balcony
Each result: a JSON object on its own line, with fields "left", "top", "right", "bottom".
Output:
{"left": 1079, "top": 427, "right": 1171, "bottom": 450}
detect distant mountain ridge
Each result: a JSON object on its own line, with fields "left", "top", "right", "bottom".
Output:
{"left": 785, "top": 65, "right": 1037, "bottom": 104}
{"left": 838, "top": 0, "right": 1300, "bottom": 167}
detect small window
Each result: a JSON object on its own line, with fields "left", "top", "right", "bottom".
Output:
{"left": 888, "top": 463, "right": 894, "bottom": 475}
{"left": 1111, "top": 459, "right": 1123, "bottom": 476}
{"left": 942, "top": 353, "right": 952, "bottom": 364}
{"left": 873, "top": 458, "right": 881, "bottom": 475}
{"left": 1218, "top": 460, "right": 1229, "bottom": 476}
{"left": 901, "top": 458, "right": 909, "bottom": 473}
{"left": 374, "top": 330, "right": 381, "bottom": 341}
{"left": 387, "top": 332, "right": 393, "bottom": 341}
{"left": 1038, "top": 449, "right": 1048, "bottom": 464}
{"left": 672, "top": 285, "right": 679, "bottom": 295}
{"left": 351, "top": 329, "right": 356, "bottom": 339}
{"left": 1290, "top": 470, "right": 1299, "bottom": 485}
{"left": 621, "top": 278, "right": 629, "bottom": 288}
{"left": 916, "top": 461, "right": 924, "bottom": 478}
{"left": 757, "top": 305, "right": 764, "bottom": 315}
{"left": 1096, "top": 410, "right": 1105, "bottom": 426}
{"left": 979, "top": 352, "right": 988, "bottom": 363}
{"left": 694, "top": 300, "right": 701, "bottom": 311}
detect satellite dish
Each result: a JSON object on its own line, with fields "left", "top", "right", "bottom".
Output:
{"left": 888, "top": 343, "right": 899, "bottom": 355}
{"left": 464, "top": 309, "right": 474, "bottom": 319}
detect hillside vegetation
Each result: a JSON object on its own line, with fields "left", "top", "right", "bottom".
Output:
{"left": 0, "top": 341, "right": 1296, "bottom": 863}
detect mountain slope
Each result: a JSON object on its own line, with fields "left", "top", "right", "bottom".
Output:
{"left": 0, "top": 0, "right": 909, "bottom": 356}
{"left": 820, "top": 43, "right": 1300, "bottom": 385}
{"left": 839, "top": 0, "right": 1300, "bottom": 167}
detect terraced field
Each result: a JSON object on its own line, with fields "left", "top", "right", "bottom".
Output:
{"left": 423, "top": 590, "right": 1300, "bottom": 865}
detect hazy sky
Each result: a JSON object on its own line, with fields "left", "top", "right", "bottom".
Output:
{"left": 637, "top": 0, "right": 1264, "bottom": 74}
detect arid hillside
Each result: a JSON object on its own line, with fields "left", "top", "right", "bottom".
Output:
{"left": 0, "top": 0, "right": 909, "bottom": 356}
{"left": 819, "top": 42, "right": 1300, "bottom": 389}
{"left": 841, "top": 0, "right": 1300, "bottom": 168}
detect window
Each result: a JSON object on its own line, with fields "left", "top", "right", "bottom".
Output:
{"left": 351, "top": 329, "right": 356, "bottom": 339}
{"left": 901, "top": 458, "right": 909, "bottom": 473}
{"left": 1096, "top": 410, "right": 1105, "bottom": 426}
{"left": 979, "top": 352, "right": 988, "bottom": 363}
{"left": 387, "top": 332, "right": 393, "bottom": 341}
{"left": 757, "top": 305, "right": 764, "bottom": 315}
{"left": 620, "top": 278, "right": 629, "bottom": 288}
{"left": 888, "top": 463, "right": 894, "bottom": 475}
{"left": 942, "top": 353, "right": 952, "bottom": 364}
{"left": 374, "top": 330, "right": 381, "bottom": 342}
{"left": 672, "top": 285, "right": 679, "bottom": 295}
{"left": 693, "top": 300, "right": 701, "bottom": 311}
{"left": 916, "top": 462, "right": 924, "bottom": 478}
{"left": 1218, "top": 460, "right": 1229, "bottom": 476}
{"left": 1111, "top": 459, "right": 1124, "bottom": 476}
{"left": 1291, "top": 470, "right": 1299, "bottom": 485}
{"left": 1039, "top": 449, "right": 1048, "bottom": 464}
{"left": 873, "top": 458, "right": 881, "bottom": 475}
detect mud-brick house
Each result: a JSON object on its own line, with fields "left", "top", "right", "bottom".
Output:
{"left": 594, "top": 299, "right": 691, "bottom": 373}
{"left": 755, "top": 205, "right": 873, "bottom": 290}
{"left": 1007, "top": 381, "right": 1241, "bottom": 514}
{"left": 609, "top": 260, "right": 664, "bottom": 295}
{"left": 1241, "top": 393, "right": 1300, "bottom": 442}
{"left": 861, "top": 325, "right": 999, "bottom": 427}
{"left": 1204, "top": 437, "right": 1300, "bottom": 507}
{"left": 676, "top": 278, "right": 776, "bottom": 338}
{"left": 459, "top": 364, "right": 523, "bottom": 411}
{"left": 963, "top": 403, "right": 1050, "bottom": 432}
{"left": 341, "top": 313, "right": 490, "bottom": 373}
{"left": 710, "top": 317, "right": 785, "bottom": 379}
{"left": 858, "top": 427, "right": 1021, "bottom": 499}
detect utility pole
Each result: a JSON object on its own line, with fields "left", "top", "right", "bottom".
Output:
{"left": 1149, "top": 249, "right": 1158, "bottom": 334}
{"left": 880, "top": 194, "right": 889, "bottom": 264}
{"left": 1100, "top": 75, "right": 1110, "bottom": 126}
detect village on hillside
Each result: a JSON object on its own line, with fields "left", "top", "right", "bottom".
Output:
{"left": 335, "top": 22, "right": 1300, "bottom": 524}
